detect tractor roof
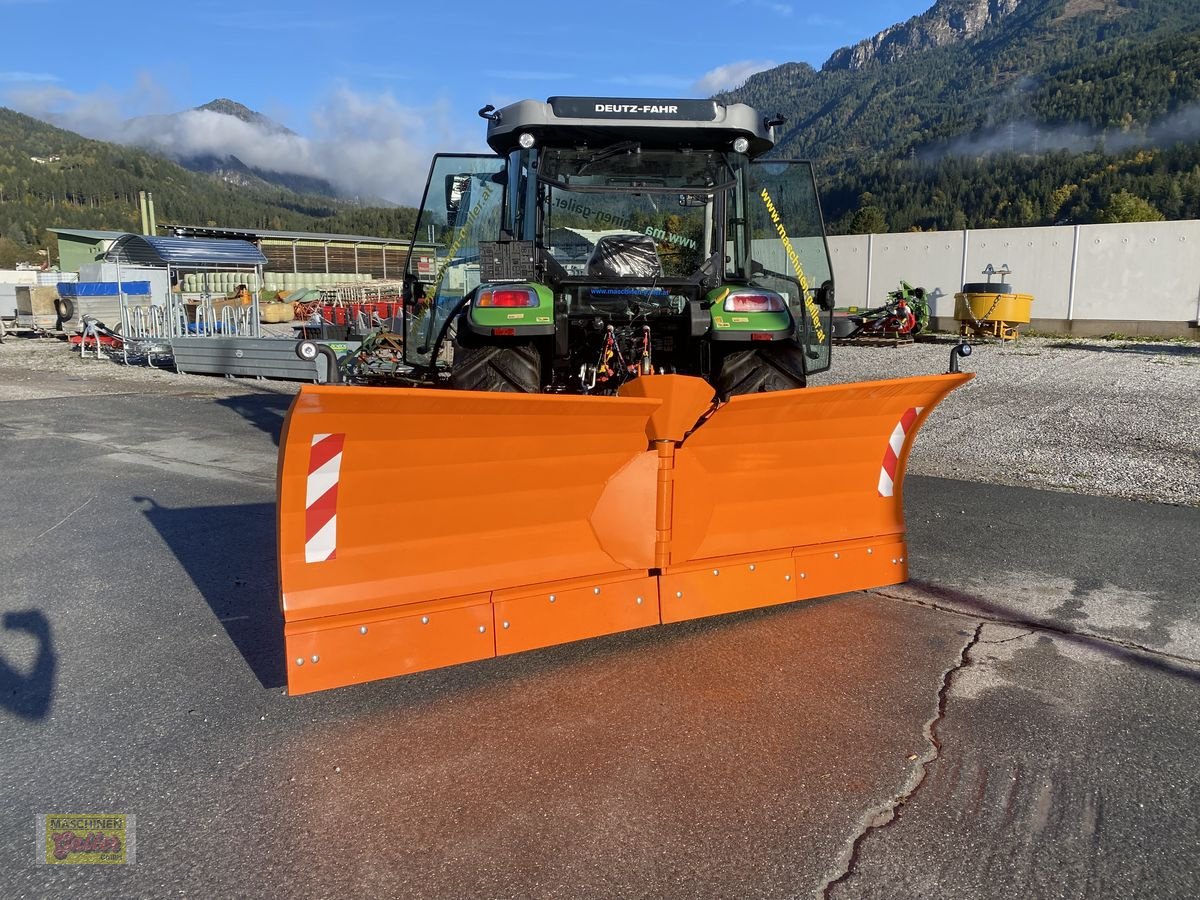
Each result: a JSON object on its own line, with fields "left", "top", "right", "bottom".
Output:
{"left": 485, "top": 97, "right": 778, "bottom": 157}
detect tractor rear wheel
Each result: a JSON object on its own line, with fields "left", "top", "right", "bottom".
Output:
{"left": 450, "top": 342, "right": 541, "bottom": 393}
{"left": 716, "top": 344, "right": 807, "bottom": 398}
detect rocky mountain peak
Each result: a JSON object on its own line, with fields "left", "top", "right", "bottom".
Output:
{"left": 823, "top": 0, "right": 1025, "bottom": 71}
{"left": 195, "top": 98, "right": 294, "bottom": 136}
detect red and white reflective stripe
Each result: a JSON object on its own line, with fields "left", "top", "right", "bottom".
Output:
{"left": 878, "top": 407, "right": 922, "bottom": 497}
{"left": 305, "top": 433, "right": 345, "bottom": 563}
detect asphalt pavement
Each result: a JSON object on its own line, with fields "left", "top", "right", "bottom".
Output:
{"left": 1, "top": 371, "right": 1197, "bottom": 898}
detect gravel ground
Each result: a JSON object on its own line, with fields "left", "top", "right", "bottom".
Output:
{"left": 1, "top": 331, "right": 1197, "bottom": 506}
{"left": 813, "top": 335, "right": 1200, "bottom": 508}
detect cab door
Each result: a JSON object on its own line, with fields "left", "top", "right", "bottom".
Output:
{"left": 747, "top": 160, "right": 834, "bottom": 374}
{"left": 403, "top": 154, "right": 507, "bottom": 369}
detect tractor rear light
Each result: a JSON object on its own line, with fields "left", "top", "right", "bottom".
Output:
{"left": 478, "top": 288, "right": 538, "bottom": 308}
{"left": 491, "top": 327, "right": 517, "bottom": 336}
{"left": 724, "top": 291, "right": 785, "bottom": 312}
{"left": 751, "top": 332, "right": 774, "bottom": 341}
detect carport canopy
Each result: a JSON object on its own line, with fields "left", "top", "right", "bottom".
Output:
{"left": 104, "top": 234, "right": 267, "bottom": 267}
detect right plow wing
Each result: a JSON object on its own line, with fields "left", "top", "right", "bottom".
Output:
{"left": 278, "top": 373, "right": 971, "bottom": 693}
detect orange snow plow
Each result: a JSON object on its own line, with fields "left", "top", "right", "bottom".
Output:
{"left": 278, "top": 372, "right": 970, "bottom": 694}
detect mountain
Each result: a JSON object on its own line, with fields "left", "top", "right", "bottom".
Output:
{"left": 0, "top": 106, "right": 416, "bottom": 266}
{"left": 824, "top": 0, "right": 1024, "bottom": 71}
{"left": 195, "top": 98, "right": 293, "bottom": 134}
{"left": 721, "top": 0, "right": 1200, "bottom": 231}
{"left": 123, "top": 98, "right": 344, "bottom": 199}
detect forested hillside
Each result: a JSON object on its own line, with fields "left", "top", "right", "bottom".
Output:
{"left": 0, "top": 108, "right": 416, "bottom": 267}
{"left": 723, "top": 0, "right": 1200, "bottom": 232}
{"left": 5, "top": 0, "right": 1200, "bottom": 259}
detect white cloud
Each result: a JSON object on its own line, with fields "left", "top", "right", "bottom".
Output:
{"left": 2, "top": 76, "right": 478, "bottom": 206}
{"left": 692, "top": 59, "right": 777, "bottom": 96}
{"left": 730, "top": 0, "right": 793, "bottom": 15}
{"left": 0, "top": 71, "right": 59, "bottom": 83}
{"left": 304, "top": 87, "right": 479, "bottom": 204}
{"left": 604, "top": 74, "right": 694, "bottom": 90}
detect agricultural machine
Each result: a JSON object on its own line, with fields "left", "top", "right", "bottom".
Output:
{"left": 833, "top": 281, "right": 931, "bottom": 340}
{"left": 276, "top": 97, "right": 972, "bottom": 694}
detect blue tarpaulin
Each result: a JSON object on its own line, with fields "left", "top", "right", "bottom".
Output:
{"left": 58, "top": 282, "right": 152, "bottom": 297}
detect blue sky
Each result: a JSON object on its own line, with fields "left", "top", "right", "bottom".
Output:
{"left": 0, "top": 0, "right": 935, "bottom": 201}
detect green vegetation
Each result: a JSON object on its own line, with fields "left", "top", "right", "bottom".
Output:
{"left": 822, "top": 143, "right": 1200, "bottom": 232}
{"left": 6, "top": 0, "right": 1200, "bottom": 255}
{"left": 0, "top": 107, "right": 417, "bottom": 264}
{"left": 721, "top": 0, "right": 1200, "bottom": 233}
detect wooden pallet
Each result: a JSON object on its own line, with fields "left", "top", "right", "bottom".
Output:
{"left": 960, "top": 320, "right": 1022, "bottom": 341}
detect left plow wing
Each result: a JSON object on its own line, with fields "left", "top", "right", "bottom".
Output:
{"left": 278, "top": 374, "right": 971, "bottom": 693}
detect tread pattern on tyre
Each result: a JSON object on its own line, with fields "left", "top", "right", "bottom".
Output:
{"left": 716, "top": 344, "right": 808, "bottom": 398}
{"left": 450, "top": 342, "right": 541, "bottom": 393}
{"left": 961, "top": 282, "right": 1013, "bottom": 294}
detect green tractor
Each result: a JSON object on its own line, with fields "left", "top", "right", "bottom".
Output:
{"left": 392, "top": 96, "right": 836, "bottom": 397}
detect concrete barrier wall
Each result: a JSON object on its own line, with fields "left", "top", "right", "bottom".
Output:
{"left": 828, "top": 220, "right": 1200, "bottom": 337}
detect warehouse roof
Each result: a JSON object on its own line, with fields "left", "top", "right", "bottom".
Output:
{"left": 165, "top": 224, "right": 412, "bottom": 245}
{"left": 104, "top": 234, "right": 267, "bottom": 267}
{"left": 47, "top": 228, "right": 127, "bottom": 241}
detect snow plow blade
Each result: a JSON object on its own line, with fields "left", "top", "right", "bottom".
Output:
{"left": 278, "top": 373, "right": 971, "bottom": 693}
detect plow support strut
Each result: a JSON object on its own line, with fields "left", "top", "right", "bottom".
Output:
{"left": 278, "top": 373, "right": 971, "bottom": 693}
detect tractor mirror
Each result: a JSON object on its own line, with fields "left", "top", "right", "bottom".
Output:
{"left": 445, "top": 174, "right": 471, "bottom": 226}
{"left": 817, "top": 280, "right": 835, "bottom": 311}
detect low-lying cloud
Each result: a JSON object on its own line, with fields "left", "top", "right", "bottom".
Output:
{"left": 926, "top": 103, "right": 1200, "bottom": 161}
{"left": 3, "top": 78, "right": 478, "bottom": 206}
{"left": 692, "top": 59, "right": 777, "bottom": 96}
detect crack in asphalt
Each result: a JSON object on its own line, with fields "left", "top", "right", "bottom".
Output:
{"left": 817, "top": 586, "right": 1200, "bottom": 895}
{"left": 873, "top": 588, "right": 1200, "bottom": 669}
{"left": 819, "top": 621, "right": 985, "bottom": 898}
{"left": 980, "top": 629, "right": 1036, "bottom": 645}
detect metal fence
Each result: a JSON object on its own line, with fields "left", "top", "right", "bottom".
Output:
{"left": 168, "top": 294, "right": 261, "bottom": 339}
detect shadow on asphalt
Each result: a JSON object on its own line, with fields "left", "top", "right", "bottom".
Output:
{"left": 214, "top": 394, "right": 294, "bottom": 447}
{"left": 0, "top": 610, "right": 56, "bottom": 720}
{"left": 908, "top": 579, "right": 1200, "bottom": 682}
{"left": 1045, "top": 340, "right": 1200, "bottom": 357}
{"left": 136, "top": 497, "right": 285, "bottom": 689}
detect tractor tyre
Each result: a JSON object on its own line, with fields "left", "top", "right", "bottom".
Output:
{"left": 716, "top": 343, "right": 808, "bottom": 398}
{"left": 961, "top": 282, "right": 1013, "bottom": 294}
{"left": 450, "top": 342, "right": 541, "bottom": 393}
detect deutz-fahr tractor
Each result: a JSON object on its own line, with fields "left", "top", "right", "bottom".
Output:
{"left": 395, "top": 96, "right": 835, "bottom": 397}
